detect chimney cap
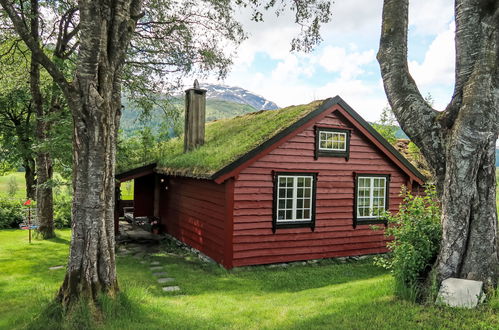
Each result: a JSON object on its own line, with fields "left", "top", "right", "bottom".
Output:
{"left": 185, "top": 79, "right": 207, "bottom": 94}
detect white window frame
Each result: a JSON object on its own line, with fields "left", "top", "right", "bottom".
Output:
{"left": 276, "top": 175, "right": 314, "bottom": 223}
{"left": 356, "top": 176, "right": 387, "bottom": 219}
{"left": 318, "top": 131, "right": 347, "bottom": 152}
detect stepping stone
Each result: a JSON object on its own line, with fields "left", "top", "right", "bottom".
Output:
{"left": 437, "top": 278, "right": 485, "bottom": 308}
{"left": 150, "top": 261, "right": 160, "bottom": 266}
{"left": 150, "top": 266, "right": 163, "bottom": 271}
{"left": 49, "top": 265, "right": 64, "bottom": 270}
{"left": 162, "top": 286, "right": 180, "bottom": 292}
{"left": 157, "top": 278, "right": 175, "bottom": 284}
{"left": 153, "top": 272, "right": 168, "bottom": 277}
{"left": 139, "top": 260, "right": 146, "bottom": 264}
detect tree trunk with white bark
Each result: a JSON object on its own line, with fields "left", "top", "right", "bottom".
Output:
{"left": 29, "top": 0, "right": 55, "bottom": 239}
{"left": 56, "top": 0, "right": 142, "bottom": 306}
{"left": 378, "top": 0, "right": 499, "bottom": 289}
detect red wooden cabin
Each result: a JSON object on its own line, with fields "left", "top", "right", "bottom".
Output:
{"left": 116, "top": 89, "right": 424, "bottom": 269}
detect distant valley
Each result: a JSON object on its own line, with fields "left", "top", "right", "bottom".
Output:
{"left": 120, "top": 84, "right": 279, "bottom": 137}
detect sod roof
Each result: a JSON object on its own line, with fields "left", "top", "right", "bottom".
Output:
{"left": 155, "top": 99, "right": 325, "bottom": 178}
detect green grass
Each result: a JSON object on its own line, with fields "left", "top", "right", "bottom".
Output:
{"left": 0, "top": 172, "right": 26, "bottom": 199}
{"left": 0, "top": 229, "right": 498, "bottom": 329}
{"left": 121, "top": 180, "right": 134, "bottom": 200}
{"left": 156, "top": 99, "right": 324, "bottom": 177}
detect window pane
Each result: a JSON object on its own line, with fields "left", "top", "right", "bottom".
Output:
{"left": 303, "top": 210, "right": 310, "bottom": 219}
{"left": 296, "top": 210, "right": 303, "bottom": 219}
{"left": 297, "top": 189, "right": 303, "bottom": 198}
{"left": 278, "top": 200, "right": 285, "bottom": 209}
{"left": 304, "top": 199, "right": 310, "bottom": 208}
{"left": 278, "top": 210, "right": 285, "bottom": 220}
{"left": 297, "top": 199, "right": 303, "bottom": 208}
{"left": 286, "top": 210, "right": 292, "bottom": 219}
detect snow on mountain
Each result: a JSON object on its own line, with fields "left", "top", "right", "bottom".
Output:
{"left": 201, "top": 83, "right": 279, "bottom": 111}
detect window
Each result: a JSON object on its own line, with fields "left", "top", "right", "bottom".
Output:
{"left": 314, "top": 127, "right": 350, "bottom": 159}
{"left": 273, "top": 172, "right": 317, "bottom": 232}
{"left": 319, "top": 131, "right": 347, "bottom": 151}
{"left": 354, "top": 174, "right": 389, "bottom": 225}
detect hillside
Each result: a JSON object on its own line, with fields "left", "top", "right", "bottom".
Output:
{"left": 120, "top": 84, "right": 279, "bottom": 137}
{"left": 120, "top": 98, "right": 261, "bottom": 137}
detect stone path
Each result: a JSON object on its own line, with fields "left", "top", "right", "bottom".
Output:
{"left": 149, "top": 261, "right": 181, "bottom": 293}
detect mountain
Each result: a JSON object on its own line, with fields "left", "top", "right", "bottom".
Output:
{"left": 201, "top": 83, "right": 279, "bottom": 110}
{"left": 120, "top": 85, "right": 279, "bottom": 138}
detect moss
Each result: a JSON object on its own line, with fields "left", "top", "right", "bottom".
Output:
{"left": 156, "top": 99, "right": 325, "bottom": 177}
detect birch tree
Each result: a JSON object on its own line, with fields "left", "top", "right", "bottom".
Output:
{"left": 377, "top": 0, "right": 499, "bottom": 288}
{"left": 0, "top": 0, "right": 246, "bottom": 307}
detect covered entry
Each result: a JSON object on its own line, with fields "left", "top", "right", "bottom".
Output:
{"left": 114, "top": 163, "right": 166, "bottom": 234}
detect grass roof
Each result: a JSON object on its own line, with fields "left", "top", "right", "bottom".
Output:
{"left": 156, "top": 99, "right": 325, "bottom": 178}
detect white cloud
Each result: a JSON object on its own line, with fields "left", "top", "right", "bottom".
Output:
{"left": 409, "top": 23, "right": 455, "bottom": 89}
{"left": 319, "top": 47, "right": 375, "bottom": 79}
{"left": 409, "top": 0, "right": 454, "bottom": 35}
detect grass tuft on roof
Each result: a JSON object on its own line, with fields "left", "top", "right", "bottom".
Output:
{"left": 156, "top": 99, "right": 325, "bottom": 177}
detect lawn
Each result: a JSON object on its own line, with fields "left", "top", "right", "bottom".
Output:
{"left": 0, "top": 172, "right": 26, "bottom": 199}
{"left": 0, "top": 172, "right": 134, "bottom": 201}
{"left": 0, "top": 230, "right": 498, "bottom": 329}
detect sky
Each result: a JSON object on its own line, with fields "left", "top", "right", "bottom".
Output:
{"left": 204, "top": 0, "right": 455, "bottom": 122}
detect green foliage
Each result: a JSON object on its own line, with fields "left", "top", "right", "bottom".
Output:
{"left": 7, "top": 175, "right": 18, "bottom": 197}
{"left": 374, "top": 186, "right": 441, "bottom": 301}
{"left": 53, "top": 193, "right": 72, "bottom": 229}
{"left": 372, "top": 105, "right": 398, "bottom": 144}
{"left": 0, "top": 197, "right": 24, "bottom": 229}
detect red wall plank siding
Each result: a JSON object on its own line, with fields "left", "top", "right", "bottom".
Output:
{"left": 159, "top": 177, "right": 227, "bottom": 264}
{"left": 232, "top": 109, "right": 409, "bottom": 267}
{"left": 134, "top": 175, "right": 155, "bottom": 217}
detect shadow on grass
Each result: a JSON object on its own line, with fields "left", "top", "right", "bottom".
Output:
{"left": 47, "top": 235, "right": 71, "bottom": 245}
{"left": 129, "top": 251, "right": 387, "bottom": 299}
{"left": 24, "top": 290, "right": 225, "bottom": 330}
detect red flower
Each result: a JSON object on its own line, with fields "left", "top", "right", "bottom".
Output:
{"left": 23, "top": 200, "right": 31, "bottom": 206}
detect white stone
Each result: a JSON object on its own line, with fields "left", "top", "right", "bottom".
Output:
{"left": 150, "top": 261, "right": 160, "bottom": 266}
{"left": 157, "top": 278, "right": 175, "bottom": 284}
{"left": 49, "top": 265, "right": 64, "bottom": 270}
{"left": 153, "top": 272, "right": 168, "bottom": 277}
{"left": 437, "top": 278, "right": 485, "bottom": 308}
{"left": 162, "top": 286, "right": 180, "bottom": 292}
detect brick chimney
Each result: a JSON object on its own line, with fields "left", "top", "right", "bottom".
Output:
{"left": 184, "top": 79, "right": 207, "bottom": 152}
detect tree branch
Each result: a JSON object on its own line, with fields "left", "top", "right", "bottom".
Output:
{"left": 0, "top": 0, "right": 71, "bottom": 96}
{"left": 377, "top": 0, "right": 446, "bottom": 188}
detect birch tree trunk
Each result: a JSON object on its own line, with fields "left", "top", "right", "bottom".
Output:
{"left": 56, "top": 0, "right": 142, "bottom": 306}
{"left": 23, "top": 157, "right": 36, "bottom": 199}
{"left": 29, "top": 0, "right": 55, "bottom": 239}
{"left": 378, "top": 0, "right": 499, "bottom": 289}
{"left": 0, "top": 0, "right": 142, "bottom": 306}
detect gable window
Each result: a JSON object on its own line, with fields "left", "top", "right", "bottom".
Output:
{"left": 319, "top": 131, "right": 347, "bottom": 151}
{"left": 273, "top": 172, "right": 317, "bottom": 232}
{"left": 314, "top": 127, "right": 350, "bottom": 159}
{"left": 354, "top": 174, "right": 389, "bottom": 226}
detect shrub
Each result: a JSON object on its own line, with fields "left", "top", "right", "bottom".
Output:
{"left": 54, "top": 193, "right": 72, "bottom": 228}
{"left": 7, "top": 176, "right": 18, "bottom": 197}
{"left": 0, "top": 197, "right": 24, "bottom": 228}
{"left": 374, "top": 185, "right": 441, "bottom": 301}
